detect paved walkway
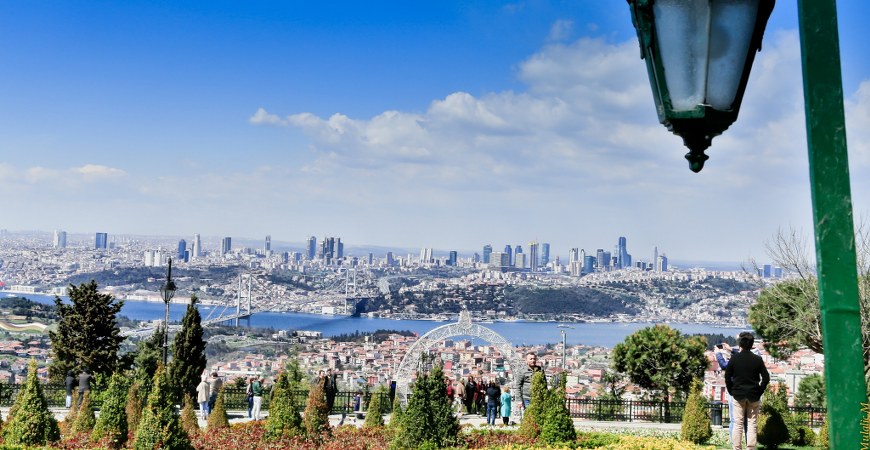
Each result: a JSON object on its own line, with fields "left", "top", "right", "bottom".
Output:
{"left": 14, "top": 408, "right": 696, "bottom": 433}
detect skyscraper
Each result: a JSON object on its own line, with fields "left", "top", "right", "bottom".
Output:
{"left": 504, "top": 245, "right": 513, "bottom": 267}
{"left": 95, "top": 232, "right": 108, "bottom": 250}
{"left": 540, "top": 243, "right": 550, "bottom": 266}
{"left": 221, "top": 237, "right": 232, "bottom": 256}
{"left": 265, "top": 235, "right": 271, "bottom": 252}
{"left": 569, "top": 248, "right": 580, "bottom": 263}
{"left": 616, "top": 236, "right": 629, "bottom": 269}
{"left": 419, "top": 247, "right": 433, "bottom": 264}
{"left": 482, "top": 245, "right": 492, "bottom": 264}
{"left": 177, "top": 239, "right": 187, "bottom": 260}
{"left": 529, "top": 242, "right": 539, "bottom": 272}
{"left": 653, "top": 246, "right": 659, "bottom": 273}
{"left": 192, "top": 234, "right": 202, "bottom": 259}
{"left": 514, "top": 252, "right": 527, "bottom": 269}
{"left": 447, "top": 251, "right": 458, "bottom": 266}
{"left": 53, "top": 230, "right": 67, "bottom": 249}
{"left": 337, "top": 239, "right": 343, "bottom": 259}
{"left": 307, "top": 236, "right": 317, "bottom": 260}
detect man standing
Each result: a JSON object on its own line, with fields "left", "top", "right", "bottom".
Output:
{"left": 77, "top": 368, "right": 92, "bottom": 404}
{"left": 208, "top": 372, "right": 223, "bottom": 410}
{"left": 324, "top": 368, "right": 337, "bottom": 413}
{"left": 725, "top": 332, "right": 770, "bottom": 450}
{"left": 514, "top": 352, "right": 541, "bottom": 412}
{"left": 64, "top": 370, "right": 75, "bottom": 408}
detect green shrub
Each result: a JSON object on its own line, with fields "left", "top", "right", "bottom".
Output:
{"left": 518, "top": 370, "right": 547, "bottom": 439}
{"left": 62, "top": 391, "right": 79, "bottom": 432}
{"left": 391, "top": 365, "right": 460, "bottom": 449}
{"left": 265, "top": 371, "right": 303, "bottom": 439}
{"left": 364, "top": 387, "right": 386, "bottom": 428}
{"left": 791, "top": 425, "right": 816, "bottom": 447}
{"left": 576, "top": 431, "right": 622, "bottom": 448}
{"left": 124, "top": 381, "right": 144, "bottom": 436}
{"left": 71, "top": 391, "right": 96, "bottom": 435}
{"left": 539, "top": 372, "right": 576, "bottom": 445}
{"left": 133, "top": 364, "right": 192, "bottom": 450}
{"left": 818, "top": 417, "right": 829, "bottom": 449}
{"left": 388, "top": 399, "right": 404, "bottom": 432}
{"left": 303, "top": 376, "right": 331, "bottom": 438}
{"left": 179, "top": 393, "right": 200, "bottom": 437}
{"left": 680, "top": 378, "right": 712, "bottom": 444}
{"left": 2, "top": 359, "right": 60, "bottom": 446}
{"left": 206, "top": 385, "right": 230, "bottom": 430}
{"left": 91, "top": 373, "right": 129, "bottom": 448}
{"left": 757, "top": 383, "right": 790, "bottom": 449}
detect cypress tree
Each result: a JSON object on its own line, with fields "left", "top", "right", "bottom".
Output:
{"left": 92, "top": 373, "right": 129, "bottom": 448}
{"left": 757, "top": 382, "right": 791, "bottom": 449}
{"left": 125, "top": 381, "right": 145, "bottom": 434}
{"left": 680, "top": 378, "right": 712, "bottom": 444}
{"left": 179, "top": 393, "right": 200, "bottom": 437}
{"left": 133, "top": 364, "right": 192, "bottom": 450}
{"left": 207, "top": 385, "right": 230, "bottom": 430}
{"left": 2, "top": 359, "right": 61, "bottom": 446}
{"left": 134, "top": 323, "right": 166, "bottom": 397}
{"left": 63, "top": 390, "right": 80, "bottom": 433}
{"left": 265, "top": 372, "right": 303, "bottom": 439}
{"left": 71, "top": 391, "right": 96, "bottom": 435}
{"left": 539, "top": 371, "right": 576, "bottom": 445}
{"left": 364, "top": 386, "right": 387, "bottom": 428}
{"left": 168, "top": 295, "right": 207, "bottom": 402}
{"left": 518, "top": 370, "right": 548, "bottom": 439}
{"left": 391, "top": 365, "right": 460, "bottom": 449}
{"left": 303, "top": 376, "right": 331, "bottom": 437}
{"left": 49, "top": 281, "right": 125, "bottom": 379}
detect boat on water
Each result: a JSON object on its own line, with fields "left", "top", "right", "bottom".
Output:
{"left": 557, "top": 324, "right": 574, "bottom": 329}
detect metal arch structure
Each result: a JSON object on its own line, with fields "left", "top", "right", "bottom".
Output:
{"left": 394, "top": 310, "right": 525, "bottom": 418}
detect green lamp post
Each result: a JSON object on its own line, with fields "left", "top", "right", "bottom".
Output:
{"left": 627, "top": 0, "right": 774, "bottom": 172}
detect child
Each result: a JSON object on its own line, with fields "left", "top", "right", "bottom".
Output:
{"left": 500, "top": 385, "right": 512, "bottom": 426}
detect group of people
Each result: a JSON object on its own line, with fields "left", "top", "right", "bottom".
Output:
{"left": 63, "top": 368, "right": 93, "bottom": 408}
{"left": 446, "top": 375, "right": 512, "bottom": 426}
{"left": 196, "top": 372, "right": 231, "bottom": 420}
{"left": 715, "top": 332, "right": 770, "bottom": 450}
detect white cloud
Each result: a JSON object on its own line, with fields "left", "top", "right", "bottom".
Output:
{"left": 547, "top": 19, "right": 574, "bottom": 42}
{"left": 72, "top": 164, "right": 126, "bottom": 180}
{"left": 240, "top": 31, "right": 870, "bottom": 260}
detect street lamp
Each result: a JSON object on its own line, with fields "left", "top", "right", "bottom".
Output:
{"left": 160, "top": 257, "right": 177, "bottom": 365}
{"left": 628, "top": 0, "right": 866, "bottom": 446}
{"left": 560, "top": 330, "right": 566, "bottom": 370}
{"left": 627, "top": 0, "right": 774, "bottom": 172}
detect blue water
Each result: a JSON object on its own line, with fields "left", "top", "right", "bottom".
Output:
{"left": 11, "top": 293, "right": 741, "bottom": 347}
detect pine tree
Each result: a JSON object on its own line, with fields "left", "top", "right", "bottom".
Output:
{"left": 2, "top": 359, "right": 61, "bottom": 446}
{"left": 125, "top": 381, "right": 145, "bottom": 435}
{"left": 518, "top": 370, "right": 548, "bottom": 439}
{"left": 364, "top": 386, "right": 387, "bottom": 428}
{"left": 133, "top": 364, "right": 192, "bottom": 450}
{"left": 388, "top": 398, "right": 405, "bottom": 432}
{"left": 680, "top": 378, "right": 712, "bottom": 444}
{"left": 49, "top": 281, "right": 125, "bottom": 379}
{"left": 179, "top": 393, "right": 200, "bottom": 437}
{"left": 539, "top": 371, "right": 576, "bottom": 445}
{"left": 133, "top": 324, "right": 166, "bottom": 395}
{"left": 92, "top": 373, "right": 129, "bottom": 448}
{"left": 63, "top": 391, "right": 80, "bottom": 433}
{"left": 303, "top": 376, "right": 331, "bottom": 438}
{"left": 391, "top": 365, "right": 460, "bottom": 449}
{"left": 265, "top": 371, "right": 303, "bottom": 439}
{"left": 168, "top": 295, "right": 207, "bottom": 403}
{"left": 71, "top": 391, "right": 96, "bottom": 435}
{"left": 206, "top": 384, "right": 230, "bottom": 430}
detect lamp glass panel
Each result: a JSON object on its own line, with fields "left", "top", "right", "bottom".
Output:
{"left": 653, "top": 0, "right": 710, "bottom": 111}
{"left": 706, "top": 0, "right": 759, "bottom": 110}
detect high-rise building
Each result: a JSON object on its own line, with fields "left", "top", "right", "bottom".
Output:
{"left": 321, "top": 237, "right": 337, "bottom": 263}
{"left": 541, "top": 243, "right": 550, "bottom": 266}
{"left": 177, "top": 239, "right": 187, "bottom": 260}
{"left": 337, "top": 239, "right": 344, "bottom": 259}
{"left": 419, "top": 247, "right": 433, "bottom": 264}
{"left": 653, "top": 246, "right": 659, "bottom": 273}
{"left": 763, "top": 264, "right": 772, "bottom": 278}
{"left": 447, "top": 251, "right": 458, "bottom": 266}
{"left": 192, "top": 234, "right": 202, "bottom": 259}
{"left": 386, "top": 252, "right": 395, "bottom": 266}
{"left": 658, "top": 253, "right": 668, "bottom": 272}
{"left": 472, "top": 253, "right": 480, "bottom": 263}
{"left": 490, "top": 251, "right": 509, "bottom": 269}
{"left": 482, "top": 245, "right": 492, "bottom": 264}
{"left": 529, "top": 242, "right": 539, "bottom": 272}
{"left": 307, "top": 236, "right": 317, "bottom": 260}
{"left": 53, "top": 230, "right": 67, "bottom": 249}
{"left": 367, "top": 252, "right": 374, "bottom": 265}
{"left": 616, "top": 236, "right": 629, "bottom": 269}
{"left": 514, "top": 252, "right": 527, "bottom": 269}
{"left": 515, "top": 244, "right": 523, "bottom": 254}
{"left": 583, "top": 255, "right": 596, "bottom": 274}
{"left": 569, "top": 248, "right": 580, "bottom": 263}
{"left": 221, "top": 237, "right": 232, "bottom": 256}
{"left": 504, "top": 245, "right": 513, "bottom": 267}
{"left": 95, "top": 232, "right": 108, "bottom": 249}
{"left": 265, "top": 235, "right": 271, "bottom": 252}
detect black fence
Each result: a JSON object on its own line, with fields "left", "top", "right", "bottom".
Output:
{"left": 1, "top": 384, "right": 825, "bottom": 427}
{"left": 565, "top": 398, "right": 826, "bottom": 427}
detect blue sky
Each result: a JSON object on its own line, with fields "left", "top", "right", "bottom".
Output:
{"left": 1, "top": 1, "right": 869, "bottom": 263}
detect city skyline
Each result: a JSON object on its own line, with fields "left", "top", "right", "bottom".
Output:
{"left": 1, "top": 2, "right": 868, "bottom": 262}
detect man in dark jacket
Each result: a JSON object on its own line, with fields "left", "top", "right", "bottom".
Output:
{"left": 724, "top": 332, "right": 770, "bottom": 450}
{"left": 65, "top": 370, "right": 75, "bottom": 408}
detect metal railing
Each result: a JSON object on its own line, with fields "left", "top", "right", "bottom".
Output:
{"left": 1, "top": 384, "right": 824, "bottom": 427}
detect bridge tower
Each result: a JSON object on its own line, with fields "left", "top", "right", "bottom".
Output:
{"left": 237, "top": 274, "right": 253, "bottom": 326}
